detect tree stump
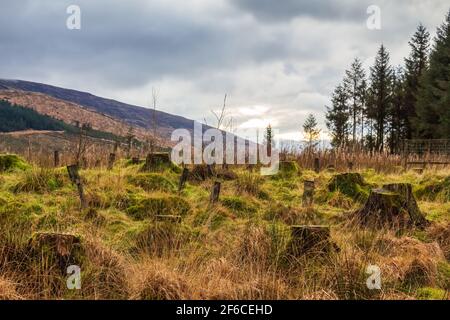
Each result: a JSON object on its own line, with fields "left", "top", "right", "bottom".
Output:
{"left": 210, "top": 181, "right": 221, "bottom": 204}
{"left": 355, "top": 183, "right": 428, "bottom": 229}
{"left": 382, "top": 183, "right": 428, "bottom": 227}
{"left": 287, "top": 225, "right": 336, "bottom": 256}
{"left": 302, "top": 180, "right": 315, "bottom": 207}
{"left": 67, "top": 165, "right": 87, "bottom": 209}
{"left": 178, "top": 167, "right": 189, "bottom": 192}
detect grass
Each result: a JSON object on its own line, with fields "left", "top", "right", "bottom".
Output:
{"left": 0, "top": 155, "right": 448, "bottom": 300}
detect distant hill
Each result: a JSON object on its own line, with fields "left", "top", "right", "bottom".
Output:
{"left": 0, "top": 79, "right": 203, "bottom": 139}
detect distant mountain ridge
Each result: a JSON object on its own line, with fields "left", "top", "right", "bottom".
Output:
{"left": 0, "top": 79, "right": 202, "bottom": 139}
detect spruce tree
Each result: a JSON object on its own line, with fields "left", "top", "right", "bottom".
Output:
{"left": 343, "top": 58, "right": 367, "bottom": 145}
{"left": 404, "top": 24, "right": 430, "bottom": 138}
{"left": 326, "top": 83, "right": 349, "bottom": 148}
{"left": 416, "top": 10, "right": 450, "bottom": 138}
{"left": 367, "top": 45, "right": 393, "bottom": 151}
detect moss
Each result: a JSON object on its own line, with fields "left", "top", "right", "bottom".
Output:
{"left": 221, "top": 195, "right": 258, "bottom": 218}
{"left": 327, "top": 172, "right": 370, "bottom": 201}
{"left": 193, "top": 207, "right": 230, "bottom": 229}
{"left": 127, "top": 173, "right": 176, "bottom": 193}
{"left": 0, "top": 154, "right": 30, "bottom": 172}
{"left": 271, "top": 161, "right": 299, "bottom": 179}
{"left": 415, "top": 176, "right": 450, "bottom": 202}
{"left": 126, "top": 195, "right": 191, "bottom": 220}
{"left": 416, "top": 287, "right": 447, "bottom": 300}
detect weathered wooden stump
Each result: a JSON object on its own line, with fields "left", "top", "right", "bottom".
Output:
{"left": 108, "top": 153, "right": 116, "bottom": 170}
{"left": 54, "top": 150, "right": 60, "bottom": 167}
{"left": 67, "top": 164, "right": 87, "bottom": 209}
{"left": 314, "top": 158, "right": 320, "bottom": 173}
{"left": 210, "top": 181, "right": 221, "bottom": 204}
{"left": 382, "top": 183, "right": 428, "bottom": 227}
{"left": 302, "top": 180, "right": 315, "bottom": 207}
{"left": 355, "top": 183, "right": 428, "bottom": 229}
{"left": 178, "top": 167, "right": 189, "bottom": 192}
{"left": 288, "top": 225, "right": 336, "bottom": 256}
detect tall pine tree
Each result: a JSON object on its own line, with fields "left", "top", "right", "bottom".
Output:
{"left": 326, "top": 83, "right": 349, "bottom": 148}
{"left": 416, "top": 10, "right": 450, "bottom": 138}
{"left": 367, "top": 45, "right": 393, "bottom": 151}
{"left": 343, "top": 58, "right": 367, "bottom": 146}
{"left": 404, "top": 24, "right": 430, "bottom": 138}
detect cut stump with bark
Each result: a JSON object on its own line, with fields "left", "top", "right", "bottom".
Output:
{"left": 355, "top": 183, "right": 428, "bottom": 229}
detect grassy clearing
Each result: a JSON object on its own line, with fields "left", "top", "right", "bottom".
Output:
{"left": 0, "top": 156, "right": 448, "bottom": 300}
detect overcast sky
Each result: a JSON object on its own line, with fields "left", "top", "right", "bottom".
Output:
{"left": 1, "top": 0, "right": 449, "bottom": 141}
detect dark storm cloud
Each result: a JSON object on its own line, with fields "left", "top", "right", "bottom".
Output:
{"left": 230, "top": 0, "right": 372, "bottom": 22}
{"left": 0, "top": 0, "right": 448, "bottom": 137}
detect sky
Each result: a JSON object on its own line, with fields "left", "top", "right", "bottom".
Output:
{"left": 1, "top": 0, "right": 449, "bottom": 141}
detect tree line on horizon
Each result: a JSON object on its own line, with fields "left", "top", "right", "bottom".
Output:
{"left": 326, "top": 9, "right": 450, "bottom": 153}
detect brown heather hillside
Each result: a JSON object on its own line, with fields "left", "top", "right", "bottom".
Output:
{"left": 0, "top": 89, "right": 168, "bottom": 145}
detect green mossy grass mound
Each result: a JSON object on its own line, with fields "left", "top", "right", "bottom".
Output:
{"left": 0, "top": 154, "right": 30, "bottom": 172}
{"left": 126, "top": 194, "right": 191, "bottom": 220}
{"left": 12, "top": 167, "right": 67, "bottom": 193}
{"left": 127, "top": 173, "right": 176, "bottom": 193}
{"left": 221, "top": 195, "right": 258, "bottom": 218}
{"left": 328, "top": 172, "right": 370, "bottom": 201}
{"left": 415, "top": 176, "right": 450, "bottom": 202}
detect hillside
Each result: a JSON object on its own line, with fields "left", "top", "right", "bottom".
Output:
{"left": 0, "top": 79, "right": 203, "bottom": 139}
{"left": 0, "top": 99, "right": 123, "bottom": 142}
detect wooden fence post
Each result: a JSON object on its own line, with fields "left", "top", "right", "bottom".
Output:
{"left": 314, "top": 157, "right": 320, "bottom": 173}
{"left": 210, "top": 181, "right": 221, "bottom": 204}
{"left": 67, "top": 165, "right": 87, "bottom": 209}
{"left": 347, "top": 161, "right": 354, "bottom": 171}
{"left": 108, "top": 153, "right": 116, "bottom": 170}
{"left": 54, "top": 150, "right": 60, "bottom": 168}
{"left": 178, "top": 167, "right": 189, "bottom": 192}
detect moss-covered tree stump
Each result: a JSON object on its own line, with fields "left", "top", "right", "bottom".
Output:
{"left": 355, "top": 183, "right": 428, "bottom": 229}
{"left": 287, "top": 225, "right": 337, "bottom": 256}
{"left": 328, "top": 172, "right": 369, "bottom": 200}
{"left": 382, "top": 183, "right": 428, "bottom": 227}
